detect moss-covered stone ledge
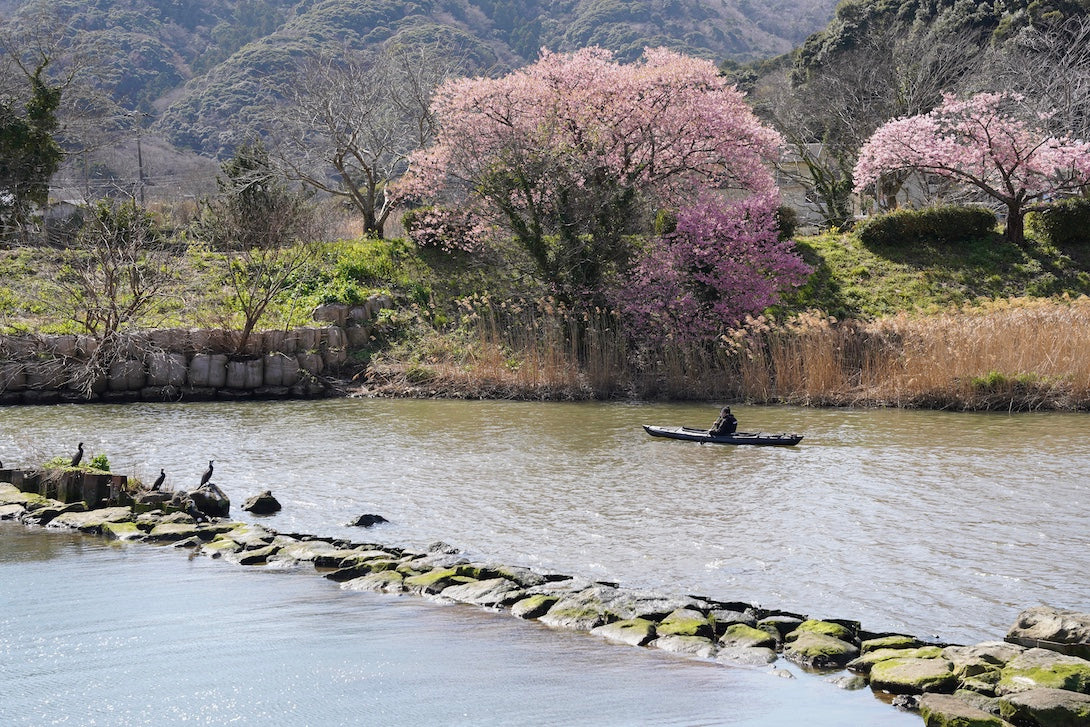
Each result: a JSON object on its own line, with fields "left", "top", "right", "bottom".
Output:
{"left": 3, "top": 481, "right": 1089, "bottom": 727}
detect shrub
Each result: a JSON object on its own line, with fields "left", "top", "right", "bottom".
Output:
{"left": 775, "top": 205, "right": 798, "bottom": 241}
{"left": 1027, "top": 196, "right": 1090, "bottom": 246}
{"left": 856, "top": 205, "right": 997, "bottom": 247}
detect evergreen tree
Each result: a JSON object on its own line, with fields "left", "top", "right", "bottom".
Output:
{"left": 0, "top": 59, "right": 62, "bottom": 242}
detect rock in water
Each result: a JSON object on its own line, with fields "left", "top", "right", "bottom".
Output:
{"left": 187, "top": 483, "right": 230, "bottom": 518}
{"left": 242, "top": 490, "right": 281, "bottom": 515}
{"left": 348, "top": 513, "right": 389, "bottom": 527}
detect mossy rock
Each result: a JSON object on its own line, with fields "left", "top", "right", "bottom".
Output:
{"left": 720, "top": 623, "right": 778, "bottom": 650}
{"left": 440, "top": 577, "right": 524, "bottom": 607}
{"left": 961, "top": 669, "right": 1003, "bottom": 695}
{"left": 510, "top": 594, "right": 558, "bottom": 619}
{"left": 997, "top": 648, "right": 1090, "bottom": 695}
{"left": 201, "top": 537, "right": 243, "bottom": 557}
{"left": 336, "top": 549, "right": 401, "bottom": 568}
{"left": 403, "top": 568, "right": 461, "bottom": 594}
{"left": 539, "top": 605, "right": 611, "bottom": 631}
{"left": 657, "top": 608, "right": 715, "bottom": 639}
{"left": 870, "top": 657, "right": 958, "bottom": 694}
{"left": 591, "top": 618, "right": 657, "bottom": 646}
{"left": 233, "top": 543, "right": 281, "bottom": 565}
{"left": 758, "top": 616, "right": 804, "bottom": 640}
{"left": 919, "top": 693, "right": 1013, "bottom": 727}
{"left": 0, "top": 484, "right": 59, "bottom": 510}
{"left": 0, "top": 503, "right": 24, "bottom": 519}
{"left": 783, "top": 631, "right": 860, "bottom": 670}
{"left": 787, "top": 619, "right": 856, "bottom": 644}
{"left": 862, "top": 635, "right": 925, "bottom": 654}
{"left": 653, "top": 634, "right": 717, "bottom": 658}
{"left": 848, "top": 646, "right": 945, "bottom": 674}
{"left": 717, "top": 646, "right": 779, "bottom": 666}
{"left": 102, "top": 521, "right": 144, "bottom": 541}
{"left": 999, "top": 687, "right": 1090, "bottom": 727}
{"left": 342, "top": 570, "right": 406, "bottom": 593}
{"left": 146, "top": 522, "right": 209, "bottom": 542}
{"left": 48, "top": 506, "right": 133, "bottom": 533}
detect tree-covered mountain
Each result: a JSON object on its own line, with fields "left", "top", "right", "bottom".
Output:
{"left": 2, "top": 0, "right": 839, "bottom": 156}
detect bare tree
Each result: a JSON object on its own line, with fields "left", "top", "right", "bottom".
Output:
{"left": 978, "top": 16, "right": 1090, "bottom": 141}
{"left": 760, "top": 25, "right": 987, "bottom": 225}
{"left": 194, "top": 139, "right": 316, "bottom": 353}
{"left": 50, "top": 197, "right": 175, "bottom": 394}
{"left": 274, "top": 42, "right": 468, "bottom": 238}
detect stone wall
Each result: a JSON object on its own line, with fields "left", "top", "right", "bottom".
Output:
{"left": 0, "top": 324, "right": 352, "bottom": 405}
{"left": 0, "top": 297, "right": 394, "bottom": 405}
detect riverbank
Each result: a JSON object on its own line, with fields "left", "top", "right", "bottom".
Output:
{"left": 2, "top": 476, "right": 1088, "bottom": 726}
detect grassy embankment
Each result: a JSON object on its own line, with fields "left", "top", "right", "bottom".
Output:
{"left": 3, "top": 228, "right": 1090, "bottom": 409}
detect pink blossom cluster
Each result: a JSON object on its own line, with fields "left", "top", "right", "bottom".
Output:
{"left": 609, "top": 193, "right": 812, "bottom": 344}
{"left": 397, "top": 47, "right": 783, "bottom": 250}
{"left": 855, "top": 92, "right": 1090, "bottom": 205}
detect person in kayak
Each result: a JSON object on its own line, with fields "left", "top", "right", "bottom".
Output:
{"left": 709, "top": 406, "right": 738, "bottom": 436}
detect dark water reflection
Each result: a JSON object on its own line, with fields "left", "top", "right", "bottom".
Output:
{"left": 2, "top": 399, "right": 1088, "bottom": 646}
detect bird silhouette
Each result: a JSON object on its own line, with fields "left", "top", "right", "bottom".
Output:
{"left": 151, "top": 469, "right": 165, "bottom": 491}
{"left": 200, "top": 460, "right": 213, "bottom": 486}
{"left": 70, "top": 442, "right": 84, "bottom": 467}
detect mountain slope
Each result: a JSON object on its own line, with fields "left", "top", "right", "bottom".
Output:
{"left": 3, "top": 0, "right": 839, "bottom": 156}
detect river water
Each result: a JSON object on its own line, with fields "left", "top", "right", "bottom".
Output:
{"left": 1, "top": 399, "right": 1087, "bottom": 725}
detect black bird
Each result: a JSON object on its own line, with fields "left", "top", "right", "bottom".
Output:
{"left": 70, "top": 442, "right": 84, "bottom": 467}
{"left": 200, "top": 460, "right": 214, "bottom": 486}
{"left": 151, "top": 469, "right": 166, "bottom": 491}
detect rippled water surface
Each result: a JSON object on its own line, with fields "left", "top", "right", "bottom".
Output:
{"left": 1, "top": 399, "right": 1087, "bottom": 724}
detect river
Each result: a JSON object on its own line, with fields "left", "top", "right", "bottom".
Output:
{"left": 1, "top": 399, "right": 1087, "bottom": 725}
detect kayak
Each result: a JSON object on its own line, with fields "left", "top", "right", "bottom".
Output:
{"left": 643, "top": 425, "right": 803, "bottom": 446}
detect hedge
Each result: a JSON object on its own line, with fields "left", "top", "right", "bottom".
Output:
{"left": 1027, "top": 197, "right": 1090, "bottom": 246}
{"left": 856, "top": 205, "right": 997, "bottom": 247}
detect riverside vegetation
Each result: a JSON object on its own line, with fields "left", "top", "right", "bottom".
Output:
{"left": 3, "top": 216, "right": 1090, "bottom": 410}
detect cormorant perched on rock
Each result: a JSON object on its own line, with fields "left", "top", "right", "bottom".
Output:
{"left": 70, "top": 442, "right": 84, "bottom": 467}
{"left": 200, "top": 460, "right": 214, "bottom": 486}
{"left": 152, "top": 469, "right": 166, "bottom": 491}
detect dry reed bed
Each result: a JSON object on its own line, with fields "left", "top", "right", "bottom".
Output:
{"left": 365, "top": 297, "right": 1090, "bottom": 410}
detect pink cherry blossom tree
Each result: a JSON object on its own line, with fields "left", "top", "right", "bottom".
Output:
{"left": 854, "top": 92, "right": 1090, "bottom": 245}
{"left": 610, "top": 193, "right": 811, "bottom": 344}
{"left": 398, "top": 47, "right": 783, "bottom": 301}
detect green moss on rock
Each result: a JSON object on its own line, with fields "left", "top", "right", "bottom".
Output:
{"left": 870, "top": 657, "right": 959, "bottom": 694}
{"left": 720, "top": 623, "right": 778, "bottom": 650}
{"left": 848, "top": 646, "right": 945, "bottom": 674}
{"left": 510, "top": 594, "right": 559, "bottom": 619}
{"left": 591, "top": 618, "right": 657, "bottom": 646}
{"left": 997, "top": 648, "right": 1090, "bottom": 695}
{"left": 862, "top": 635, "right": 925, "bottom": 654}
{"left": 784, "top": 631, "right": 860, "bottom": 670}
{"left": 657, "top": 608, "right": 714, "bottom": 639}
{"left": 788, "top": 619, "right": 856, "bottom": 643}
{"left": 404, "top": 568, "right": 461, "bottom": 594}
{"left": 919, "top": 693, "right": 1012, "bottom": 727}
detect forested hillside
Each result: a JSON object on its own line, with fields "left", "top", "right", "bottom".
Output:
{"left": 1, "top": 0, "right": 837, "bottom": 156}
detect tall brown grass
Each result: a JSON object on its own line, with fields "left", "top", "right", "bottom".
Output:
{"left": 373, "top": 296, "right": 1090, "bottom": 410}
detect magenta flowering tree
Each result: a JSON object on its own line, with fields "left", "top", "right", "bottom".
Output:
{"left": 610, "top": 193, "right": 812, "bottom": 344}
{"left": 854, "top": 92, "right": 1090, "bottom": 245}
{"left": 398, "top": 47, "right": 783, "bottom": 301}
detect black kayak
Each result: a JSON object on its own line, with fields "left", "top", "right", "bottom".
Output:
{"left": 643, "top": 425, "right": 803, "bottom": 446}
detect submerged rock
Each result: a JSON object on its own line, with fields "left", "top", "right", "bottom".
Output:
{"left": 348, "top": 513, "right": 388, "bottom": 527}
